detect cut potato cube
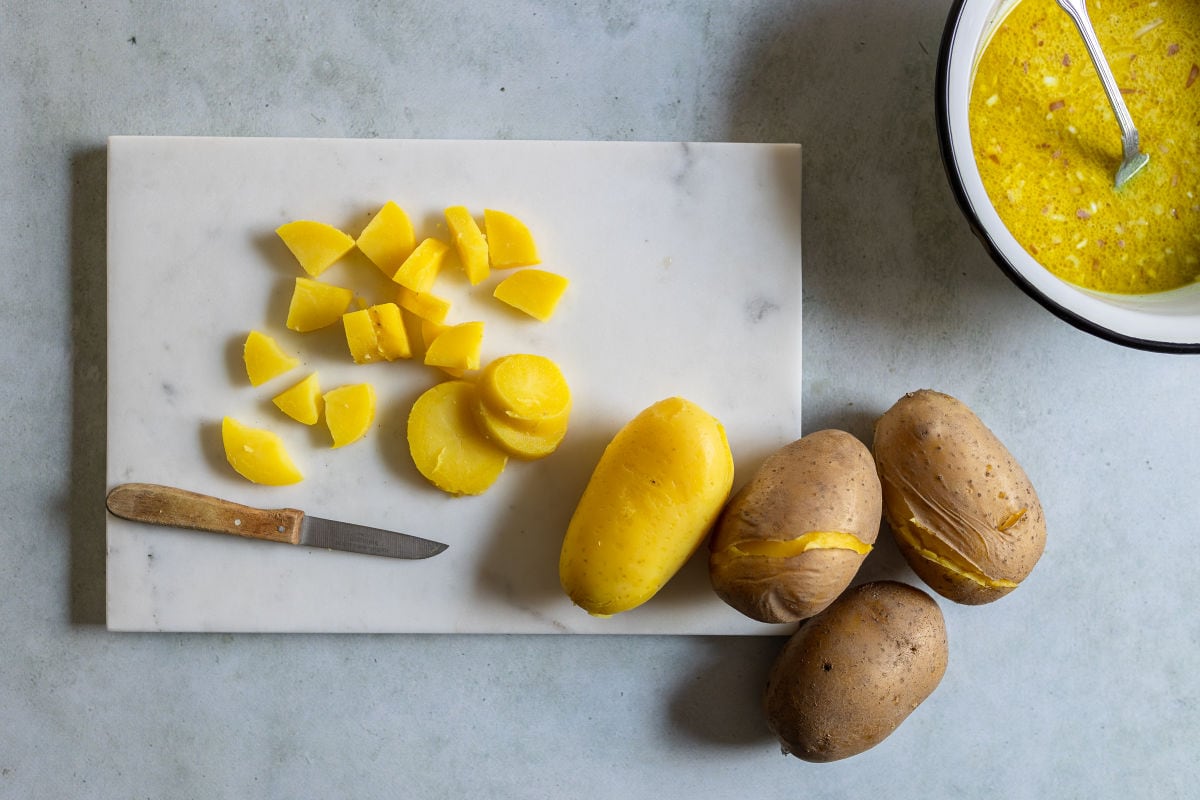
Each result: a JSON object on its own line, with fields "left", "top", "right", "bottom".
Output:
{"left": 445, "top": 206, "right": 490, "bottom": 285}
{"left": 323, "top": 383, "right": 376, "bottom": 448}
{"left": 243, "top": 330, "right": 300, "bottom": 386}
{"left": 272, "top": 372, "right": 322, "bottom": 425}
{"left": 478, "top": 354, "right": 571, "bottom": 427}
{"left": 356, "top": 201, "right": 416, "bottom": 277}
{"left": 423, "top": 321, "right": 484, "bottom": 372}
{"left": 371, "top": 302, "right": 411, "bottom": 360}
{"left": 221, "top": 416, "right": 303, "bottom": 485}
{"left": 408, "top": 380, "right": 507, "bottom": 495}
{"left": 420, "top": 318, "right": 447, "bottom": 350}
{"left": 343, "top": 308, "right": 381, "bottom": 364}
{"left": 493, "top": 269, "right": 568, "bottom": 321}
{"left": 484, "top": 209, "right": 540, "bottom": 269}
{"left": 392, "top": 237, "right": 449, "bottom": 291}
{"left": 286, "top": 277, "right": 355, "bottom": 332}
{"left": 275, "top": 220, "right": 355, "bottom": 277}
{"left": 343, "top": 303, "right": 411, "bottom": 363}
{"left": 396, "top": 285, "right": 452, "bottom": 324}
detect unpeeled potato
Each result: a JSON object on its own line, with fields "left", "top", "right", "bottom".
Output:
{"left": 709, "top": 430, "right": 881, "bottom": 623}
{"left": 873, "top": 390, "right": 1045, "bottom": 605}
{"left": 764, "top": 581, "right": 947, "bottom": 762}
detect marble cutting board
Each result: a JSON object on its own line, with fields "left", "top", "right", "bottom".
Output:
{"left": 105, "top": 136, "right": 803, "bottom": 634}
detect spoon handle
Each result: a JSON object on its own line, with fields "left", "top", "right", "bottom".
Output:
{"left": 1054, "top": 0, "right": 1142, "bottom": 163}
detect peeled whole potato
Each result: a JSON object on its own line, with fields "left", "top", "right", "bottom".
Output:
{"left": 559, "top": 397, "right": 734, "bottom": 617}
{"left": 873, "top": 389, "right": 1045, "bottom": 605}
{"left": 764, "top": 581, "right": 947, "bottom": 762}
{"left": 709, "top": 430, "right": 881, "bottom": 623}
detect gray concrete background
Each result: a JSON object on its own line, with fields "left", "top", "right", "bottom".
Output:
{"left": 4, "top": 1, "right": 1198, "bottom": 797}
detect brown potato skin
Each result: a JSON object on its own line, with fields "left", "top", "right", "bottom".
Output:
{"left": 873, "top": 390, "right": 1046, "bottom": 605}
{"left": 764, "top": 581, "right": 948, "bottom": 762}
{"left": 709, "top": 430, "right": 881, "bottom": 623}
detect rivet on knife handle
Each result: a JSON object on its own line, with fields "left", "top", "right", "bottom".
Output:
{"left": 106, "top": 483, "right": 303, "bottom": 544}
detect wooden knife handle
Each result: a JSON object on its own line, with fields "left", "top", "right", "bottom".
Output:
{"left": 106, "top": 483, "right": 304, "bottom": 545}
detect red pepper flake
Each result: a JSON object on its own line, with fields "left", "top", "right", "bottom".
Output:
{"left": 1189, "top": 64, "right": 1199, "bottom": 88}
{"left": 1077, "top": 209, "right": 1091, "bottom": 220}
{"left": 1168, "top": 43, "right": 1181, "bottom": 56}
{"left": 1049, "top": 99, "right": 1066, "bottom": 111}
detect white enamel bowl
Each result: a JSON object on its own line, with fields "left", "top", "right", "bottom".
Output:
{"left": 936, "top": 0, "right": 1200, "bottom": 353}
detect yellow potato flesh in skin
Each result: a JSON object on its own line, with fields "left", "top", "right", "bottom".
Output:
{"left": 560, "top": 397, "right": 734, "bottom": 617}
{"left": 275, "top": 220, "right": 355, "bottom": 277}
{"left": 407, "top": 381, "right": 508, "bottom": 495}
{"left": 711, "top": 531, "right": 873, "bottom": 563}
{"left": 243, "top": 330, "right": 299, "bottom": 387}
{"left": 221, "top": 417, "right": 303, "bottom": 485}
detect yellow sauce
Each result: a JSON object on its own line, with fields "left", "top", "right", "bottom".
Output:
{"left": 970, "top": 0, "right": 1200, "bottom": 294}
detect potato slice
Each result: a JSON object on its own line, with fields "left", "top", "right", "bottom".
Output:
{"left": 272, "top": 372, "right": 322, "bottom": 425}
{"left": 474, "top": 400, "right": 568, "bottom": 459}
{"left": 392, "top": 238, "right": 449, "bottom": 291}
{"left": 484, "top": 209, "right": 540, "bottom": 268}
{"left": 423, "top": 321, "right": 484, "bottom": 371}
{"left": 477, "top": 354, "right": 571, "bottom": 428}
{"left": 493, "top": 269, "right": 568, "bottom": 321}
{"left": 445, "top": 206, "right": 490, "bottom": 285}
{"left": 243, "top": 330, "right": 299, "bottom": 387}
{"left": 221, "top": 416, "right": 303, "bottom": 485}
{"left": 356, "top": 201, "right": 415, "bottom": 277}
{"left": 275, "top": 220, "right": 355, "bottom": 277}
{"left": 286, "top": 277, "right": 354, "bottom": 332}
{"left": 396, "top": 285, "right": 452, "bottom": 324}
{"left": 408, "top": 380, "right": 508, "bottom": 495}
{"left": 323, "top": 383, "right": 375, "bottom": 448}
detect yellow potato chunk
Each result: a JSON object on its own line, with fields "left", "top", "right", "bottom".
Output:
{"left": 243, "top": 330, "right": 299, "bottom": 387}
{"left": 275, "top": 220, "right": 355, "bottom": 277}
{"left": 484, "top": 209, "right": 540, "bottom": 269}
{"left": 392, "top": 237, "right": 449, "bottom": 291}
{"left": 343, "top": 303, "right": 411, "bottom": 364}
{"left": 423, "top": 321, "right": 484, "bottom": 371}
{"left": 445, "top": 206, "right": 490, "bottom": 285}
{"left": 493, "top": 269, "right": 569, "bottom": 321}
{"left": 478, "top": 354, "right": 571, "bottom": 428}
{"left": 396, "top": 285, "right": 452, "bottom": 324}
{"left": 221, "top": 416, "right": 303, "bottom": 485}
{"left": 323, "top": 383, "right": 375, "bottom": 448}
{"left": 560, "top": 397, "right": 734, "bottom": 616}
{"left": 286, "top": 277, "right": 355, "bottom": 332}
{"left": 356, "top": 201, "right": 416, "bottom": 277}
{"left": 272, "top": 372, "right": 323, "bottom": 425}
{"left": 407, "top": 380, "right": 508, "bottom": 495}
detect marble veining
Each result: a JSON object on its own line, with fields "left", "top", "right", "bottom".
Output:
{"left": 105, "top": 136, "right": 803, "bottom": 634}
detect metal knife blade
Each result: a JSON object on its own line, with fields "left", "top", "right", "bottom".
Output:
{"left": 105, "top": 483, "right": 448, "bottom": 560}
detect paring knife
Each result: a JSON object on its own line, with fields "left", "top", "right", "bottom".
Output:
{"left": 105, "top": 483, "right": 448, "bottom": 560}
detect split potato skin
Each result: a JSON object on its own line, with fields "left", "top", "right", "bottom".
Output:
{"left": 764, "top": 581, "right": 947, "bottom": 762}
{"left": 873, "top": 390, "right": 1045, "bottom": 605}
{"left": 709, "top": 430, "right": 882, "bottom": 623}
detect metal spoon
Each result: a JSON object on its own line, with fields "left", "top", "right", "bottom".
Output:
{"left": 1054, "top": 0, "right": 1150, "bottom": 188}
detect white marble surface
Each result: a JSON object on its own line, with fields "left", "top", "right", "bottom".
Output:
{"left": 105, "top": 136, "right": 801, "bottom": 634}
{"left": 5, "top": 1, "right": 1200, "bottom": 797}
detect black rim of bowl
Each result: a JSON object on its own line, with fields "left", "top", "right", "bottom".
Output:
{"left": 934, "top": 0, "right": 1200, "bottom": 355}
